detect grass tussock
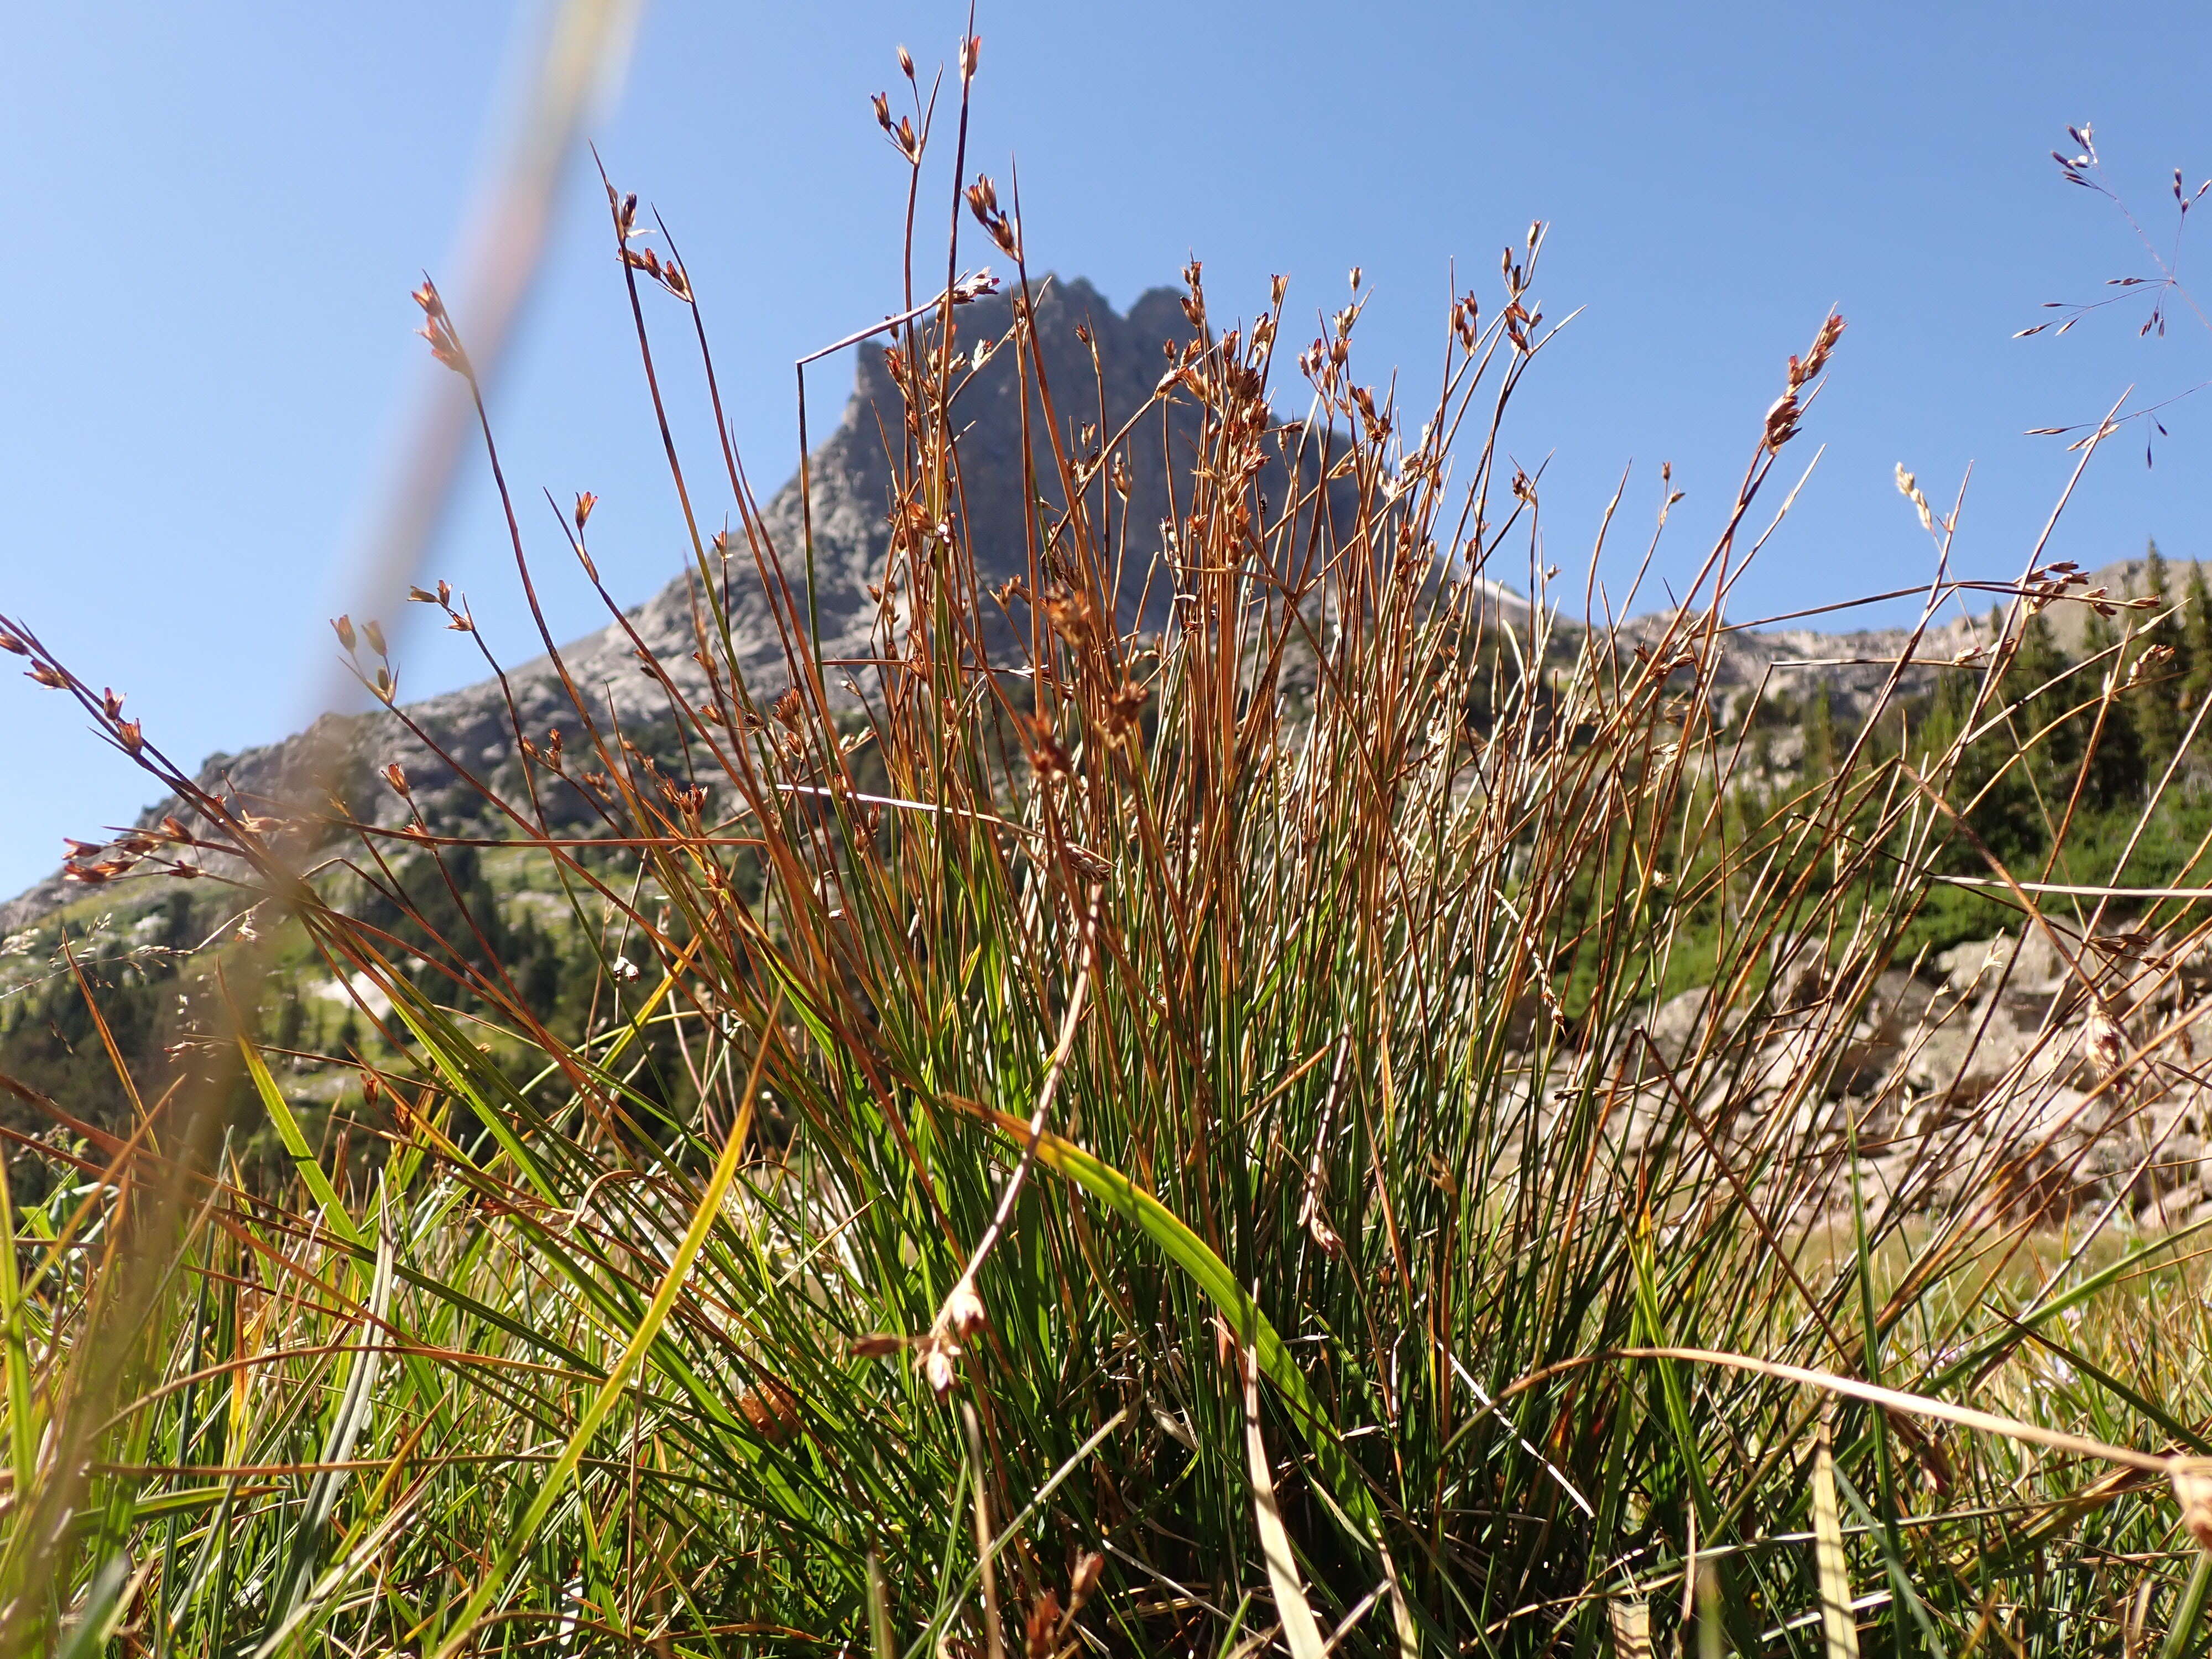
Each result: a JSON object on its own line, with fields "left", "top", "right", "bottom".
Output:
{"left": 9, "top": 60, "right": 2212, "bottom": 1659}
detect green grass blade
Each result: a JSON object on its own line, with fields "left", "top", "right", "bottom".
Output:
{"left": 424, "top": 1048, "right": 766, "bottom": 1659}
{"left": 236, "top": 1036, "right": 363, "bottom": 1249}
{"left": 954, "top": 1097, "right": 1383, "bottom": 1542}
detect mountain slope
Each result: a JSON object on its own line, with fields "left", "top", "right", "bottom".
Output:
{"left": 0, "top": 273, "right": 2184, "bottom": 937}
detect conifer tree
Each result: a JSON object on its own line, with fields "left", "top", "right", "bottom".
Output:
{"left": 2080, "top": 606, "right": 2147, "bottom": 804}
{"left": 2146, "top": 536, "right": 2173, "bottom": 614}
{"left": 1926, "top": 639, "right": 2040, "bottom": 865}
{"left": 1976, "top": 611, "right": 2074, "bottom": 858}
{"left": 273, "top": 992, "right": 306, "bottom": 1052}
{"left": 1802, "top": 684, "right": 1835, "bottom": 779}
{"left": 2137, "top": 539, "right": 2186, "bottom": 763}
{"left": 2187, "top": 559, "right": 2212, "bottom": 713}
{"left": 1918, "top": 665, "right": 1969, "bottom": 770}
{"left": 2010, "top": 611, "right": 2070, "bottom": 754}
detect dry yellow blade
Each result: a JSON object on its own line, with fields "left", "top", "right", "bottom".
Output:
{"left": 1609, "top": 1598, "right": 1652, "bottom": 1659}
{"left": 1243, "top": 1345, "right": 1326, "bottom": 1659}
{"left": 1377, "top": 1541, "right": 1419, "bottom": 1659}
{"left": 1813, "top": 1423, "right": 1862, "bottom": 1659}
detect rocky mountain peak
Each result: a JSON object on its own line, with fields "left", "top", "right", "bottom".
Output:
{"left": 4, "top": 276, "right": 1213, "bottom": 933}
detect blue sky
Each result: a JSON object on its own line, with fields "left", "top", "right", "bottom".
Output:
{"left": 2, "top": 1, "right": 2208, "bottom": 898}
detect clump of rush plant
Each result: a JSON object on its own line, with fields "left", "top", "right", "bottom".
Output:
{"left": 12, "top": 50, "right": 2212, "bottom": 1659}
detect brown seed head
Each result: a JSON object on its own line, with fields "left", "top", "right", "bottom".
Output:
{"left": 917, "top": 1337, "right": 960, "bottom": 1397}
{"left": 1107, "top": 679, "right": 1146, "bottom": 740}
{"left": 953, "top": 268, "right": 1000, "bottom": 304}
{"left": 2081, "top": 1006, "right": 2127, "bottom": 1079}
{"left": 1024, "top": 1591, "right": 1062, "bottom": 1658}
{"left": 382, "top": 762, "right": 410, "bottom": 799}
{"left": 941, "top": 1281, "right": 988, "bottom": 1340}
{"left": 737, "top": 1378, "right": 801, "bottom": 1446}
{"left": 964, "top": 175, "right": 1018, "bottom": 256}
{"left": 1763, "top": 393, "right": 1802, "bottom": 451}
{"left": 1068, "top": 1551, "right": 1105, "bottom": 1618}
{"left": 413, "top": 279, "right": 471, "bottom": 375}
{"left": 363, "top": 619, "right": 388, "bottom": 658}
{"left": 333, "top": 614, "right": 357, "bottom": 652}
{"left": 1785, "top": 313, "right": 1846, "bottom": 393}
{"left": 1027, "top": 717, "right": 1070, "bottom": 780}
{"left": 1042, "top": 586, "right": 1097, "bottom": 650}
